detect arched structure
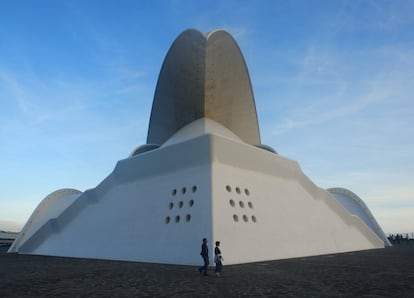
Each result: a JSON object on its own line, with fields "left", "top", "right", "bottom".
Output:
{"left": 147, "top": 29, "right": 260, "bottom": 146}
{"left": 129, "top": 144, "right": 160, "bottom": 157}
{"left": 328, "top": 187, "right": 391, "bottom": 246}
{"left": 9, "top": 189, "right": 82, "bottom": 253}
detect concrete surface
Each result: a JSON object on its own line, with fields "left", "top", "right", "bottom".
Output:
{"left": 1, "top": 244, "right": 413, "bottom": 297}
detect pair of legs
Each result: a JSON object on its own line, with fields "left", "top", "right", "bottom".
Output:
{"left": 199, "top": 256, "right": 209, "bottom": 275}
{"left": 215, "top": 261, "right": 222, "bottom": 276}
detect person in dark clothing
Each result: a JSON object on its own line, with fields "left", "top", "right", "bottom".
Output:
{"left": 198, "top": 238, "right": 209, "bottom": 276}
{"left": 214, "top": 241, "right": 223, "bottom": 277}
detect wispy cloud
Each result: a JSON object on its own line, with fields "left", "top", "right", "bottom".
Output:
{"left": 0, "top": 65, "right": 152, "bottom": 223}
{"left": 261, "top": 41, "right": 414, "bottom": 135}
{"left": 0, "top": 72, "right": 33, "bottom": 114}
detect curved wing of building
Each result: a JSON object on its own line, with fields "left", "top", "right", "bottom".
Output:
{"left": 8, "top": 189, "right": 82, "bottom": 253}
{"left": 328, "top": 188, "right": 391, "bottom": 246}
{"left": 147, "top": 29, "right": 261, "bottom": 146}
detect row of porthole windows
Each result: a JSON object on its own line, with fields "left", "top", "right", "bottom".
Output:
{"left": 168, "top": 199, "right": 194, "bottom": 210}
{"left": 229, "top": 199, "right": 253, "bottom": 209}
{"left": 172, "top": 185, "right": 197, "bottom": 196}
{"left": 165, "top": 214, "right": 191, "bottom": 224}
{"left": 233, "top": 214, "right": 257, "bottom": 223}
{"left": 226, "top": 185, "right": 250, "bottom": 196}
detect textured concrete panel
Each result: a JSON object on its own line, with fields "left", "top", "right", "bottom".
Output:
{"left": 205, "top": 30, "right": 260, "bottom": 145}
{"left": 147, "top": 29, "right": 260, "bottom": 145}
{"left": 147, "top": 29, "right": 206, "bottom": 145}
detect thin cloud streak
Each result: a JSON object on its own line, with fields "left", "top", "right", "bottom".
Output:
{"left": 264, "top": 45, "right": 414, "bottom": 136}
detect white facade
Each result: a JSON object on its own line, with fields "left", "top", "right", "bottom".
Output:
{"left": 10, "top": 120, "right": 384, "bottom": 265}
{"left": 9, "top": 29, "right": 387, "bottom": 264}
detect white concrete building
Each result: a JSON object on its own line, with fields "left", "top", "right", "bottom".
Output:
{"left": 9, "top": 29, "right": 387, "bottom": 265}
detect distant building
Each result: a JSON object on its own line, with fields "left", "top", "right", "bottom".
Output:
{"left": 9, "top": 29, "right": 387, "bottom": 265}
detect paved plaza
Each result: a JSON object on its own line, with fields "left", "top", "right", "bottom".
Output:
{"left": 1, "top": 244, "right": 413, "bottom": 297}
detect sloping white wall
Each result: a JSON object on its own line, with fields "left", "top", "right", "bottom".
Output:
{"left": 17, "top": 137, "right": 213, "bottom": 265}
{"left": 9, "top": 189, "right": 81, "bottom": 253}
{"left": 211, "top": 135, "right": 384, "bottom": 265}
{"left": 12, "top": 133, "right": 384, "bottom": 265}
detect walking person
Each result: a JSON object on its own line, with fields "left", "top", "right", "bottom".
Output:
{"left": 198, "top": 238, "right": 209, "bottom": 276}
{"left": 214, "top": 241, "right": 223, "bottom": 277}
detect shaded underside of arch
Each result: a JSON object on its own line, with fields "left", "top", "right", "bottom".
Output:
{"left": 328, "top": 187, "right": 391, "bottom": 246}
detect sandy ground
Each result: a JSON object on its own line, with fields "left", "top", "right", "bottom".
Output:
{"left": 1, "top": 244, "right": 413, "bottom": 297}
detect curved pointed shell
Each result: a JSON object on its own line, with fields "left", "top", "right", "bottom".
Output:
{"left": 147, "top": 29, "right": 260, "bottom": 145}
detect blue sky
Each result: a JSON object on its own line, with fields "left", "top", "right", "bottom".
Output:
{"left": 1, "top": 0, "right": 413, "bottom": 233}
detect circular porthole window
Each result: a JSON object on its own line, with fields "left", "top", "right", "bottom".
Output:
{"left": 165, "top": 216, "right": 171, "bottom": 224}
{"left": 189, "top": 199, "right": 194, "bottom": 207}
{"left": 233, "top": 214, "right": 239, "bottom": 222}
{"left": 245, "top": 188, "right": 250, "bottom": 196}
{"left": 239, "top": 201, "right": 245, "bottom": 208}
{"left": 175, "top": 215, "right": 180, "bottom": 223}
{"left": 192, "top": 186, "right": 197, "bottom": 193}
{"left": 248, "top": 201, "right": 253, "bottom": 209}
{"left": 186, "top": 214, "right": 191, "bottom": 222}
{"left": 252, "top": 215, "right": 257, "bottom": 223}
{"left": 182, "top": 187, "right": 186, "bottom": 194}
{"left": 243, "top": 214, "right": 248, "bottom": 222}
{"left": 229, "top": 199, "right": 235, "bottom": 207}
{"left": 178, "top": 201, "right": 184, "bottom": 208}
{"left": 226, "top": 185, "right": 231, "bottom": 192}
{"left": 169, "top": 202, "right": 174, "bottom": 210}
{"left": 236, "top": 187, "right": 241, "bottom": 194}
{"left": 172, "top": 189, "right": 177, "bottom": 196}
